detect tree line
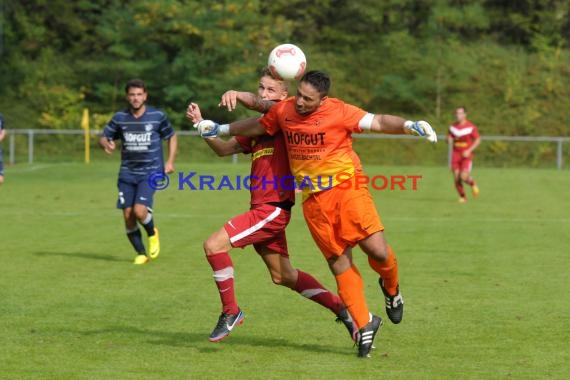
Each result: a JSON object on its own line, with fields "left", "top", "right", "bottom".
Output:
{"left": 0, "top": 0, "right": 569, "bottom": 137}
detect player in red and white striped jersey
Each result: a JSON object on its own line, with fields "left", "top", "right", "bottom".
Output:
{"left": 447, "top": 106, "right": 481, "bottom": 203}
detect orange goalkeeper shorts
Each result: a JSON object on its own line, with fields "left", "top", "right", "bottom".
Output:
{"left": 302, "top": 177, "right": 384, "bottom": 259}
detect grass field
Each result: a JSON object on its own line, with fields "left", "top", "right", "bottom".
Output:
{"left": 1, "top": 161, "right": 569, "bottom": 379}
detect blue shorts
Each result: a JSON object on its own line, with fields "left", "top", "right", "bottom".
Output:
{"left": 0, "top": 148, "right": 4, "bottom": 176}
{"left": 117, "top": 176, "right": 155, "bottom": 209}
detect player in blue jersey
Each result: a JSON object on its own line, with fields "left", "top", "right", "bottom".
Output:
{"left": 0, "top": 113, "right": 5, "bottom": 185}
{"left": 99, "top": 79, "right": 177, "bottom": 265}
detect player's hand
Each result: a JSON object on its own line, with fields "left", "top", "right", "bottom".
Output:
{"left": 404, "top": 120, "right": 437, "bottom": 144}
{"left": 462, "top": 150, "right": 471, "bottom": 158}
{"left": 100, "top": 138, "right": 116, "bottom": 154}
{"left": 164, "top": 160, "right": 175, "bottom": 174}
{"left": 186, "top": 102, "right": 203, "bottom": 124}
{"left": 219, "top": 90, "right": 239, "bottom": 112}
{"left": 194, "top": 120, "right": 220, "bottom": 138}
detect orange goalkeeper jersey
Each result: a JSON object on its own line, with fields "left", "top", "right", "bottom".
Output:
{"left": 259, "top": 97, "right": 368, "bottom": 194}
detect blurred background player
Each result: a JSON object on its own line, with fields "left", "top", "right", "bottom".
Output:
{"left": 447, "top": 106, "right": 481, "bottom": 203}
{"left": 0, "top": 113, "right": 5, "bottom": 185}
{"left": 185, "top": 68, "right": 354, "bottom": 342}
{"left": 195, "top": 70, "right": 437, "bottom": 357}
{"left": 99, "top": 79, "right": 177, "bottom": 265}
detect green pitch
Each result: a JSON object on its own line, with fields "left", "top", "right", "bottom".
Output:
{"left": 1, "top": 162, "right": 568, "bottom": 379}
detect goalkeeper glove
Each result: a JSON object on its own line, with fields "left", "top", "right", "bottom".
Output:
{"left": 193, "top": 120, "right": 230, "bottom": 138}
{"left": 404, "top": 120, "right": 437, "bottom": 144}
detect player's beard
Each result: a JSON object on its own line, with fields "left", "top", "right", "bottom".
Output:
{"left": 130, "top": 102, "right": 145, "bottom": 112}
{"left": 295, "top": 105, "right": 313, "bottom": 116}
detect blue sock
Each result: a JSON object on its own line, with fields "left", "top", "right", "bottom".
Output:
{"left": 141, "top": 213, "right": 155, "bottom": 236}
{"left": 127, "top": 228, "right": 146, "bottom": 254}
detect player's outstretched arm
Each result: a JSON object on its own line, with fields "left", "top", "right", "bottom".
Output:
{"left": 370, "top": 114, "right": 407, "bottom": 134}
{"left": 186, "top": 102, "right": 245, "bottom": 156}
{"left": 195, "top": 117, "right": 266, "bottom": 138}
{"left": 369, "top": 114, "right": 437, "bottom": 143}
{"left": 219, "top": 91, "right": 274, "bottom": 113}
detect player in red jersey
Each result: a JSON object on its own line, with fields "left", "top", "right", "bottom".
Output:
{"left": 185, "top": 68, "right": 354, "bottom": 343}
{"left": 447, "top": 106, "right": 481, "bottom": 203}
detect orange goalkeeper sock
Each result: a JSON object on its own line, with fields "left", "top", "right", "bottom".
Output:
{"left": 368, "top": 244, "right": 399, "bottom": 296}
{"left": 335, "top": 265, "right": 370, "bottom": 329}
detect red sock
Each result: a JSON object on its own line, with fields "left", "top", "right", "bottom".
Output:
{"left": 335, "top": 265, "right": 370, "bottom": 329}
{"left": 206, "top": 252, "right": 239, "bottom": 314}
{"left": 294, "top": 270, "right": 343, "bottom": 315}
{"left": 455, "top": 179, "right": 465, "bottom": 197}
{"left": 368, "top": 244, "right": 399, "bottom": 296}
{"left": 465, "top": 177, "right": 475, "bottom": 186}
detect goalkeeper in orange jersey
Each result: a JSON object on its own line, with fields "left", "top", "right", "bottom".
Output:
{"left": 194, "top": 70, "right": 437, "bottom": 358}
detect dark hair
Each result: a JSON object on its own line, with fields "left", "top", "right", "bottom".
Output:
{"left": 300, "top": 70, "right": 331, "bottom": 97}
{"left": 125, "top": 79, "right": 146, "bottom": 93}
{"left": 457, "top": 106, "right": 467, "bottom": 113}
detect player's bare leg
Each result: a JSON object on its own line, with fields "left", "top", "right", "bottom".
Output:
{"left": 123, "top": 207, "right": 148, "bottom": 264}
{"left": 359, "top": 231, "right": 404, "bottom": 324}
{"left": 133, "top": 203, "right": 159, "bottom": 258}
{"left": 460, "top": 170, "right": 479, "bottom": 197}
{"left": 259, "top": 249, "right": 355, "bottom": 340}
{"left": 328, "top": 249, "right": 382, "bottom": 357}
{"left": 453, "top": 169, "right": 467, "bottom": 202}
{"left": 259, "top": 249, "right": 298, "bottom": 288}
{"left": 203, "top": 228, "right": 244, "bottom": 342}
{"left": 0, "top": 175, "right": 4, "bottom": 185}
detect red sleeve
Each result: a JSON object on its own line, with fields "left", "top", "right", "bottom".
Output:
{"left": 259, "top": 102, "right": 282, "bottom": 136}
{"left": 342, "top": 101, "right": 368, "bottom": 133}
{"left": 235, "top": 136, "right": 253, "bottom": 154}
{"left": 471, "top": 124, "right": 480, "bottom": 139}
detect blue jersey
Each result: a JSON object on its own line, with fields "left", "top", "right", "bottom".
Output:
{"left": 103, "top": 106, "right": 175, "bottom": 177}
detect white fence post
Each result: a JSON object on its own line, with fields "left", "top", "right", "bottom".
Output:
{"left": 9, "top": 133, "right": 15, "bottom": 165}
{"left": 556, "top": 139, "right": 563, "bottom": 170}
{"left": 28, "top": 130, "right": 34, "bottom": 164}
{"left": 447, "top": 141, "right": 452, "bottom": 169}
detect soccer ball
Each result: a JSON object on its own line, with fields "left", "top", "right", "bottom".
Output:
{"left": 267, "top": 44, "right": 307, "bottom": 80}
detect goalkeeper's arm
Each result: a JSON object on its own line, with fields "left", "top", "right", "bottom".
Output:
{"left": 358, "top": 113, "right": 437, "bottom": 143}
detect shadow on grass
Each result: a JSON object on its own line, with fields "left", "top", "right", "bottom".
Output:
{"left": 33, "top": 251, "right": 130, "bottom": 263}
{"left": 76, "top": 325, "right": 350, "bottom": 356}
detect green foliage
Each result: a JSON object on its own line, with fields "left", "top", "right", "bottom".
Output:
{"left": 0, "top": 0, "right": 569, "bottom": 136}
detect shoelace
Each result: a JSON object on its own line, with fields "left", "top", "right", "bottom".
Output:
{"left": 386, "top": 293, "right": 403, "bottom": 309}
{"left": 214, "top": 313, "right": 232, "bottom": 329}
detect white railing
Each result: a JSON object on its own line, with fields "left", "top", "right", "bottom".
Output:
{"left": 4, "top": 129, "right": 570, "bottom": 169}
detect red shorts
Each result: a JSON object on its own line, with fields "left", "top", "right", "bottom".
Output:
{"left": 451, "top": 151, "right": 473, "bottom": 172}
{"left": 224, "top": 203, "right": 290, "bottom": 257}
